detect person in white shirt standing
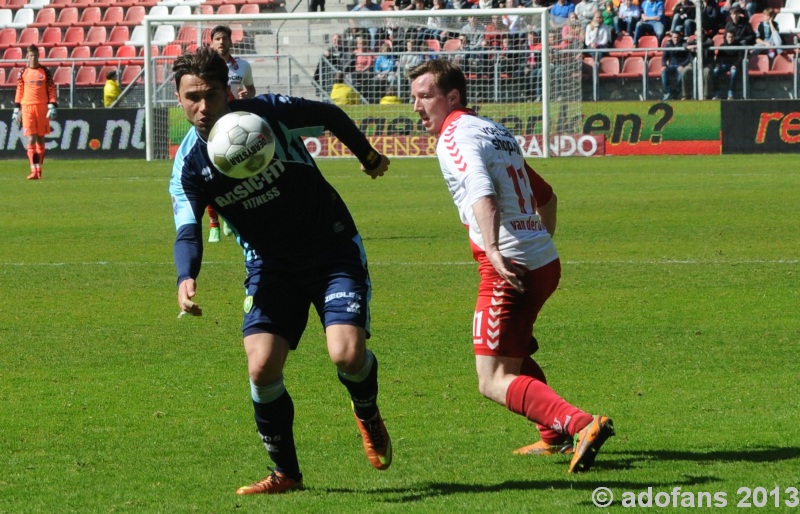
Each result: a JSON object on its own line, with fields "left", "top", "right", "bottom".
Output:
{"left": 205, "top": 25, "right": 257, "bottom": 241}
{"left": 408, "top": 59, "right": 614, "bottom": 473}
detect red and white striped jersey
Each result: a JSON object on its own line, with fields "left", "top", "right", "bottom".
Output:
{"left": 436, "top": 108, "right": 558, "bottom": 270}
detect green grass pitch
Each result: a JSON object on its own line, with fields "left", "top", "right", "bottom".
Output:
{"left": 1, "top": 155, "right": 798, "bottom": 512}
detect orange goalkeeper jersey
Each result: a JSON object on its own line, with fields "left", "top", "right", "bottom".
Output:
{"left": 15, "top": 66, "right": 57, "bottom": 106}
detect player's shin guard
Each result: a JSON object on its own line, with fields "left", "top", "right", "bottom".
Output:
{"left": 251, "top": 380, "right": 301, "bottom": 481}
{"left": 506, "top": 375, "right": 593, "bottom": 438}
{"left": 337, "top": 349, "right": 379, "bottom": 420}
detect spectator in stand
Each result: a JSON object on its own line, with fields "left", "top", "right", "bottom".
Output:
{"left": 632, "top": 0, "right": 665, "bottom": 45}
{"left": 417, "top": 0, "right": 453, "bottom": 45}
{"left": 562, "top": 12, "right": 585, "bottom": 44}
{"left": 447, "top": 34, "right": 472, "bottom": 71}
{"left": 310, "top": 0, "right": 325, "bottom": 12}
{"left": 575, "top": 0, "right": 600, "bottom": 28}
{"left": 350, "top": 0, "right": 383, "bottom": 50}
{"left": 522, "top": 30, "right": 543, "bottom": 100}
{"left": 721, "top": 0, "right": 754, "bottom": 22}
{"left": 712, "top": 30, "right": 744, "bottom": 100}
{"left": 670, "top": 0, "right": 696, "bottom": 36}
{"left": 501, "top": 0, "right": 523, "bottom": 34}
{"left": 330, "top": 72, "right": 362, "bottom": 104}
{"left": 103, "top": 70, "right": 121, "bottom": 108}
{"left": 660, "top": 31, "right": 692, "bottom": 100}
{"left": 615, "top": 0, "right": 641, "bottom": 36}
{"left": 352, "top": 36, "right": 375, "bottom": 91}
{"left": 700, "top": 0, "right": 723, "bottom": 35}
{"left": 550, "top": 0, "right": 576, "bottom": 27}
{"left": 684, "top": 31, "right": 714, "bottom": 99}
{"left": 379, "top": 85, "right": 403, "bottom": 104}
{"left": 755, "top": 8, "right": 783, "bottom": 59}
{"left": 315, "top": 32, "right": 346, "bottom": 92}
{"left": 373, "top": 42, "right": 398, "bottom": 93}
{"left": 585, "top": 11, "right": 613, "bottom": 51}
{"left": 399, "top": 39, "right": 424, "bottom": 77}
{"left": 725, "top": 6, "right": 756, "bottom": 47}
{"left": 460, "top": 15, "right": 485, "bottom": 49}
{"left": 601, "top": 1, "right": 617, "bottom": 36}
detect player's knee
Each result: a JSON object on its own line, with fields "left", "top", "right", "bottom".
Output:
{"left": 329, "top": 344, "right": 363, "bottom": 372}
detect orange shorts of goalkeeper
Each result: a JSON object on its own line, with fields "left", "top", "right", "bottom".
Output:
{"left": 21, "top": 103, "right": 51, "bottom": 137}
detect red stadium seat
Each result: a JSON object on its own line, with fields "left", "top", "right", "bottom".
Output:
{"left": 162, "top": 43, "right": 182, "bottom": 57}
{"left": 240, "top": 3, "right": 260, "bottom": 14}
{"left": 116, "top": 45, "right": 137, "bottom": 59}
{"left": 610, "top": 35, "right": 635, "bottom": 58}
{"left": 121, "top": 64, "right": 143, "bottom": 84}
{"left": 99, "top": 6, "right": 124, "bottom": 26}
{"left": 62, "top": 26, "right": 85, "bottom": 49}
{"left": 52, "top": 66, "right": 74, "bottom": 86}
{"left": 76, "top": 6, "right": 101, "bottom": 27}
{"left": 40, "top": 26, "right": 63, "bottom": 49}
{"left": 0, "top": 28, "right": 16, "bottom": 46}
{"left": 121, "top": 5, "right": 145, "bottom": 26}
{"left": 646, "top": 56, "right": 662, "bottom": 78}
{"left": 2, "top": 47, "right": 22, "bottom": 60}
{"left": 618, "top": 56, "right": 645, "bottom": 79}
{"left": 3, "top": 67, "right": 23, "bottom": 87}
{"left": 217, "top": 4, "right": 236, "bottom": 14}
{"left": 768, "top": 53, "right": 795, "bottom": 76}
{"left": 70, "top": 45, "right": 91, "bottom": 66}
{"left": 18, "top": 28, "right": 40, "bottom": 46}
{"left": 175, "top": 24, "right": 199, "bottom": 46}
{"left": 74, "top": 66, "right": 97, "bottom": 86}
{"left": 637, "top": 35, "right": 660, "bottom": 57}
{"left": 52, "top": 6, "right": 78, "bottom": 27}
{"left": 47, "top": 46, "right": 68, "bottom": 60}
{"left": 29, "top": 6, "right": 55, "bottom": 28}
{"left": 86, "top": 26, "right": 108, "bottom": 48}
{"left": 0, "top": 68, "right": 5, "bottom": 88}
{"left": 425, "top": 39, "right": 441, "bottom": 52}
{"left": 598, "top": 56, "right": 620, "bottom": 78}
{"left": 747, "top": 54, "right": 770, "bottom": 77}
{"left": 109, "top": 26, "right": 131, "bottom": 47}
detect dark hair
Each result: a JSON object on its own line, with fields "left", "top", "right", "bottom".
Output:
{"left": 172, "top": 46, "right": 229, "bottom": 91}
{"left": 210, "top": 25, "right": 232, "bottom": 40}
{"left": 730, "top": 5, "right": 743, "bottom": 14}
{"left": 407, "top": 59, "right": 468, "bottom": 108}
{"left": 26, "top": 44, "right": 38, "bottom": 56}
{"left": 106, "top": 70, "right": 118, "bottom": 80}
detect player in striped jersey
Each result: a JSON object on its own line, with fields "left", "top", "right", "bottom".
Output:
{"left": 170, "top": 47, "right": 392, "bottom": 494}
{"left": 409, "top": 59, "right": 614, "bottom": 473}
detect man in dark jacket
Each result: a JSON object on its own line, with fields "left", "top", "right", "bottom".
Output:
{"left": 661, "top": 31, "right": 693, "bottom": 100}
{"left": 725, "top": 6, "right": 756, "bottom": 46}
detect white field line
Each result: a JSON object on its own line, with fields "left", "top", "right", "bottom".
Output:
{"left": 0, "top": 259, "right": 798, "bottom": 267}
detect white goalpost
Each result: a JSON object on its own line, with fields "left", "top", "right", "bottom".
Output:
{"left": 143, "top": 7, "right": 584, "bottom": 161}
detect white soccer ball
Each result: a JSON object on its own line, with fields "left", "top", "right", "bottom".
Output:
{"left": 207, "top": 111, "right": 276, "bottom": 179}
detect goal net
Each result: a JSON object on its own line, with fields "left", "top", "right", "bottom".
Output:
{"left": 144, "top": 8, "right": 583, "bottom": 160}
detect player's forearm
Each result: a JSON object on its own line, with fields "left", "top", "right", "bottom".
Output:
{"left": 537, "top": 194, "right": 558, "bottom": 236}
{"left": 472, "top": 195, "right": 502, "bottom": 254}
{"left": 174, "top": 224, "right": 203, "bottom": 285}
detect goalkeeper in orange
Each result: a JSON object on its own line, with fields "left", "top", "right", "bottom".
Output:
{"left": 12, "top": 44, "right": 57, "bottom": 180}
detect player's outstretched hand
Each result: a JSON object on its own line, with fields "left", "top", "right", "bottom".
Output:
{"left": 362, "top": 154, "right": 390, "bottom": 179}
{"left": 178, "top": 278, "right": 203, "bottom": 317}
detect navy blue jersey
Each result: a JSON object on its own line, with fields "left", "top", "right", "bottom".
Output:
{"left": 170, "top": 94, "right": 382, "bottom": 285}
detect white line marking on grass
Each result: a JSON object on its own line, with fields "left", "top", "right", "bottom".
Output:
{"left": 0, "top": 259, "right": 797, "bottom": 267}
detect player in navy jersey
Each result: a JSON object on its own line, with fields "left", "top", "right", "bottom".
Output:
{"left": 170, "top": 47, "right": 392, "bottom": 495}
{"left": 409, "top": 59, "right": 614, "bottom": 473}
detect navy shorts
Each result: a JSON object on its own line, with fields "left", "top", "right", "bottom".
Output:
{"left": 241, "top": 235, "right": 372, "bottom": 348}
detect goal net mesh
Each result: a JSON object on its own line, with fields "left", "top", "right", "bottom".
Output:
{"left": 145, "top": 8, "right": 582, "bottom": 159}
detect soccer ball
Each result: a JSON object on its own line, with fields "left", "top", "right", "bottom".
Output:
{"left": 207, "top": 111, "right": 276, "bottom": 179}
